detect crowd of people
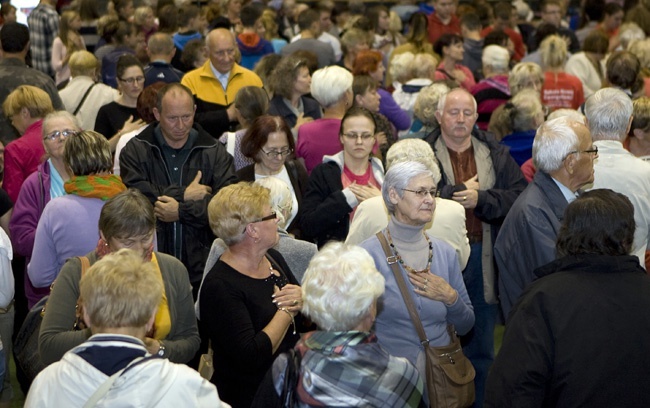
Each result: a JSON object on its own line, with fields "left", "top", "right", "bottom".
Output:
{"left": 0, "top": 0, "right": 648, "bottom": 406}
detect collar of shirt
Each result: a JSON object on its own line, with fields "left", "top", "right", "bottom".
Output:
{"left": 210, "top": 61, "right": 230, "bottom": 91}
{"left": 153, "top": 124, "right": 198, "bottom": 152}
{"left": 551, "top": 176, "right": 578, "bottom": 203}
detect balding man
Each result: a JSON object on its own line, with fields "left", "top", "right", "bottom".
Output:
{"left": 119, "top": 83, "right": 237, "bottom": 296}
{"left": 144, "top": 33, "right": 184, "bottom": 87}
{"left": 495, "top": 116, "right": 596, "bottom": 319}
{"left": 584, "top": 87, "right": 650, "bottom": 267}
{"left": 424, "top": 88, "right": 526, "bottom": 407}
{"left": 181, "top": 28, "right": 263, "bottom": 138}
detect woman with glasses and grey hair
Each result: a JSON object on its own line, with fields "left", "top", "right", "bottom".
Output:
{"left": 10, "top": 111, "right": 81, "bottom": 308}
{"left": 200, "top": 182, "right": 304, "bottom": 408}
{"left": 359, "top": 160, "right": 474, "bottom": 404}
{"left": 237, "top": 115, "right": 308, "bottom": 238}
{"left": 302, "top": 106, "right": 385, "bottom": 247}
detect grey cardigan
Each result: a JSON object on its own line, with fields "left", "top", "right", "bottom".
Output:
{"left": 39, "top": 251, "right": 200, "bottom": 364}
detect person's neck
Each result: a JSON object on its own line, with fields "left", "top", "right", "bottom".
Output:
{"left": 323, "top": 102, "right": 347, "bottom": 119}
{"left": 118, "top": 94, "right": 137, "bottom": 108}
{"left": 441, "top": 132, "right": 472, "bottom": 152}
{"left": 255, "top": 162, "right": 282, "bottom": 176}
{"left": 149, "top": 55, "right": 171, "bottom": 63}
{"left": 629, "top": 136, "right": 650, "bottom": 157}
{"left": 221, "top": 244, "right": 271, "bottom": 279}
{"left": 343, "top": 152, "right": 370, "bottom": 174}
{"left": 301, "top": 29, "right": 317, "bottom": 39}
{"left": 442, "top": 58, "right": 457, "bottom": 72}
{"left": 3, "top": 52, "right": 25, "bottom": 62}
{"left": 343, "top": 53, "right": 355, "bottom": 70}
{"left": 546, "top": 66, "right": 563, "bottom": 73}
{"left": 51, "top": 157, "right": 71, "bottom": 181}
{"left": 550, "top": 170, "right": 581, "bottom": 193}
{"left": 228, "top": 11, "right": 239, "bottom": 21}
{"left": 92, "top": 327, "right": 146, "bottom": 339}
{"left": 464, "top": 30, "right": 481, "bottom": 40}
{"left": 241, "top": 27, "right": 256, "bottom": 34}
{"left": 290, "top": 93, "right": 302, "bottom": 108}
{"left": 437, "top": 13, "right": 452, "bottom": 24}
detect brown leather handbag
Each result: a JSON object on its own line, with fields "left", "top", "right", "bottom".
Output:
{"left": 376, "top": 232, "right": 476, "bottom": 408}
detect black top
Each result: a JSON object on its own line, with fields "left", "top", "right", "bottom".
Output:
{"left": 199, "top": 249, "right": 301, "bottom": 408}
{"left": 94, "top": 101, "right": 140, "bottom": 140}
{"left": 0, "top": 188, "right": 12, "bottom": 216}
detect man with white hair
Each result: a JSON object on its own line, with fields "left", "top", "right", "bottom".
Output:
{"left": 424, "top": 87, "right": 526, "bottom": 407}
{"left": 495, "top": 116, "right": 596, "bottom": 319}
{"left": 346, "top": 138, "right": 470, "bottom": 270}
{"left": 584, "top": 87, "right": 650, "bottom": 267}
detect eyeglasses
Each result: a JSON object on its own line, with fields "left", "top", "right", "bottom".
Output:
{"left": 44, "top": 129, "right": 77, "bottom": 142}
{"left": 402, "top": 188, "right": 437, "bottom": 198}
{"left": 243, "top": 211, "right": 277, "bottom": 233}
{"left": 119, "top": 76, "right": 145, "bottom": 85}
{"left": 564, "top": 145, "right": 599, "bottom": 160}
{"left": 342, "top": 133, "right": 374, "bottom": 141}
{"left": 261, "top": 148, "right": 293, "bottom": 158}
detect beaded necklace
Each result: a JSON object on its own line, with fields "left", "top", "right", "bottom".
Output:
{"left": 385, "top": 227, "right": 433, "bottom": 274}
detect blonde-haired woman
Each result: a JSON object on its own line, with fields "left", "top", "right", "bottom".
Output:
{"left": 2, "top": 85, "right": 55, "bottom": 203}
{"left": 540, "top": 35, "right": 584, "bottom": 110}
{"left": 499, "top": 89, "right": 546, "bottom": 165}
{"left": 200, "top": 182, "right": 304, "bottom": 408}
{"left": 52, "top": 10, "right": 86, "bottom": 87}
{"left": 627, "top": 97, "right": 650, "bottom": 161}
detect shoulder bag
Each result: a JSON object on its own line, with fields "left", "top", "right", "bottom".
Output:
{"left": 376, "top": 232, "right": 475, "bottom": 408}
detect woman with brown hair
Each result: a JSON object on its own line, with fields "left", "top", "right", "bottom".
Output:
{"left": 51, "top": 10, "right": 86, "bottom": 87}
{"left": 237, "top": 115, "right": 308, "bottom": 238}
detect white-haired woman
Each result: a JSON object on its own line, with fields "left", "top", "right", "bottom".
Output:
{"left": 498, "top": 89, "right": 546, "bottom": 166}
{"left": 540, "top": 35, "right": 584, "bottom": 110}
{"left": 296, "top": 66, "right": 353, "bottom": 174}
{"left": 252, "top": 242, "right": 424, "bottom": 407}
{"left": 359, "top": 160, "right": 474, "bottom": 404}
{"left": 301, "top": 106, "right": 384, "bottom": 247}
{"left": 347, "top": 139, "right": 470, "bottom": 270}
{"left": 403, "top": 82, "right": 451, "bottom": 139}
{"left": 392, "top": 53, "right": 437, "bottom": 116}
{"left": 471, "top": 45, "right": 511, "bottom": 131}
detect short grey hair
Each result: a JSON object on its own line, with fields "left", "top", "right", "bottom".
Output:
{"left": 413, "top": 53, "right": 438, "bottom": 79}
{"left": 301, "top": 242, "right": 385, "bottom": 331}
{"left": 389, "top": 52, "right": 414, "bottom": 84}
{"left": 532, "top": 116, "right": 581, "bottom": 172}
{"left": 510, "top": 88, "right": 543, "bottom": 131}
{"left": 585, "top": 87, "right": 633, "bottom": 141}
{"left": 254, "top": 176, "right": 292, "bottom": 229}
{"left": 386, "top": 139, "right": 441, "bottom": 185}
{"left": 482, "top": 45, "right": 510, "bottom": 73}
{"left": 382, "top": 161, "right": 434, "bottom": 215}
{"left": 414, "top": 83, "right": 449, "bottom": 126}
{"left": 310, "top": 66, "right": 353, "bottom": 108}
{"left": 620, "top": 23, "right": 646, "bottom": 50}
{"left": 437, "top": 88, "right": 477, "bottom": 113}
{"left": 546, "top": 108, "right": 585, "bottom": 122}
{"left": 42, "top": 111, "right": 81, "bottom": 138}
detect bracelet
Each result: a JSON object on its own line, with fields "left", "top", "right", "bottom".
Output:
{"left": 280, "top": 308, "right": 296, "bottom": 335}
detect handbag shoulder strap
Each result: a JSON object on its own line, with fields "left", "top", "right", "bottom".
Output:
{"left": 375, "top": 231, "right": 430, "bottom": 345}
{"left": 78, "top": 256, "right": 91, "bottom": 276}
{"left": 73, "top": 83, "right": 96, "bottom": 116}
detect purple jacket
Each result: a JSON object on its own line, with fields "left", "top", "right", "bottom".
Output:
{"left": 378, "top": 88, "right": 411, "bottom": 132}
{"left": 28, "top": 194, "right": 105, "bottom": 290}
{"left": 9, "top": 162, "right": 52, "bottom": 307}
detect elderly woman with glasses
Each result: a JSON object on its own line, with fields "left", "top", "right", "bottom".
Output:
{"left": 302, "top": 106, "right": 385, "bottom": 247}
{"left": 236, "top": 115, "right": 308, "bottom": 238}
{"left": 199, "top": 182, "right": 304, "bottom": 408}
{"left": 10, "top": 111, "right": 81, "bottom": 308}
{"left": 359, "top": 160, "right": 474, "bottom": 404}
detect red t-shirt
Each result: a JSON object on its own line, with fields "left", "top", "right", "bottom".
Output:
{"left": 541, "top": 72, "right": 585, "bottom": 110}
{"left": 427, "top": 13, "right": 461, "bottom": 45}
{"left": 480, "top": 26, "right": 526, "bottom": 62}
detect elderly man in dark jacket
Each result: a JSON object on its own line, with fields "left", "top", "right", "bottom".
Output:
{"left": 120, "top": 83, "right": 237, "bottom": 297}
{"left": 425, "top": 88, "right": 526, "bottom": 407}
{"left": 494, "top": 116, "right": 596, "bottom": 319}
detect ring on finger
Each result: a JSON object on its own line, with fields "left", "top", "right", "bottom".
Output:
{"left": 463, "top": 196, "right": 467, "bottom": 201}
{"left": 292, "top": 299, "right": 298, "bottom": 306}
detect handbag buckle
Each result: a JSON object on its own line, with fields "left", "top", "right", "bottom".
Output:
{"left": 386, "top": 255, "right": 401, "bottom": 265}
{"left": 420, "top": 338, "right": 431, "bottom": 347}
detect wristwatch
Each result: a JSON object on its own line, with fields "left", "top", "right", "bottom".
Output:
{"left": 156, "top": 341, "right": 166, "bottom": 357}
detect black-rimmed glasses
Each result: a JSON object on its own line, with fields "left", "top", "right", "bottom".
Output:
{"left": 261, "top": 148, "right": 293, "bottom": 158}
{"left": 242, "top": 211, "right": 277, "bottom": 233}
{"left": 564, "top": 145, "right": 599, "bottom": 160}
